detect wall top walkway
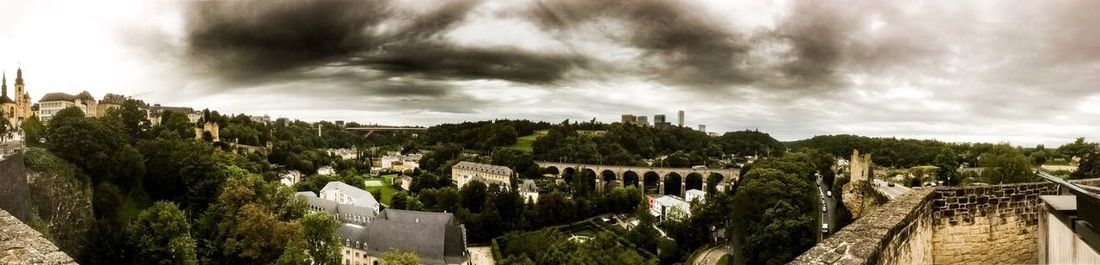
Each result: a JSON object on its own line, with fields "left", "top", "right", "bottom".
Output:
{"left": 0, "top": 209, "right": 76, "bottom": 265}
{"left": 792, "top": 187, "right": 935, "bottom": 265}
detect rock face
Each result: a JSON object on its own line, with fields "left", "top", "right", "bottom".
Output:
{"left": 0, "top": 209, "right": 76, "bottom": 265}
{"left": 0, "top": 152, "right": 31, "bottom": 222}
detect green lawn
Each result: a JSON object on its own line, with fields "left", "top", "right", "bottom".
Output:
{"left": 509, "top": 130, "right": 547, "bottom": 153}
{"left": 365, "top": 174, "right": 400, "bottom": 205}
{"left": 718, "top": 254, "right": 730, "bottom": 265}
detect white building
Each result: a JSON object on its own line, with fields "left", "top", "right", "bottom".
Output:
{"left": 519, "top": 179, "right": 539, "bottom": 203}
{"left": 649, "top": 195, "right": 691, "bottom": 222}
{"left": 685, "top": 189, "right": 706, "bottom": 204}
{"left": 451, "top": 161, "right": 513, "bottom": 189}
{"left": 336, "top": 209, "right": 469, "bottom": 265}
{"left": 297, "top": 181, "right": 381, "bottom": 225}
{"left": 36, "top": 91, "right": 97, "bottom": 123}
{"left": 280, "top": 170, "right": 302, "bottom": 187}
{"left": 317, "top": 166, "right": 336, "bottom": 176}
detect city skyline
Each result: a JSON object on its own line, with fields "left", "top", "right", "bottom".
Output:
{"left": 1, "top": 0, "right": 1099, "bottom": 146}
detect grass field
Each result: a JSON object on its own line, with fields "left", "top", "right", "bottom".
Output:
{"left": 509, "top": 130, "right": 547, "bottom": 152}
{"left": 365, "top": 174, "right": 400, "bottom": 205}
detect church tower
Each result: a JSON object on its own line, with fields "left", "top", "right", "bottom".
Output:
{"left": 1, "top": 72, "right": 17, "bottom": 126}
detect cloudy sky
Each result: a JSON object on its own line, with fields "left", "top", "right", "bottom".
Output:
{"left": 0, "top": 0, "right": 1098, "bottom": 146}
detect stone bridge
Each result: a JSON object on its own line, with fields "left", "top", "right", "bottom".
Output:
{"left": 534, "top": 161, "right": 739, "bottom": 197}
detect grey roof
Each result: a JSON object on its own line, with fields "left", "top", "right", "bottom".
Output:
{"left": 453, "top": 161, "right": 513, "bottom": 175}
{"left": 296, "top": 190, "right": 377, "bottom": 223}
{"left": 519, "top": 179, "right": 538, "bottom": 193}
{"left": 39, "top": 92, "right": 80, "bottom": 102}
{"left": 98, "top": 93, "right": 127, "bottom": 105}
{"left": 320, "top": 181, "right": 379, "bottom": 209}
{"left": 0, "top": 95, "right": 13, "bottom": 104}
{"left": 337, "top": 209, "right": 468, "bottom": 264}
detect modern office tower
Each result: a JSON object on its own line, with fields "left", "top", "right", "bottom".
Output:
{"left": 621, "top": 114, "right": 636, "bottom": 125}
{"left": 699, "top": 124, "right": 706, "bottom": 133}
{"left": 655, "top": 114, "right": 666, "bottom": 124}
{"left": 637, "top": 116, "right": 649, "bottom": 127}
{"left": 677, "top": 110, "right": 685, "bottom": 127}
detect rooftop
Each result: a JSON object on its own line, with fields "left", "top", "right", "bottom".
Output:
{"left": 453, "top": 161, "right": 513, "bottom": 175}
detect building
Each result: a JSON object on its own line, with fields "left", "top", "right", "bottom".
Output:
{"left": 850, "top": 149, "right": 873, "bottom": 183}
{"left": 248, "top": 114, "right": 270, "bottom": 124}
{"left": 0, "top": 69, "right": 33, "bottom": 127}
{"left": 519, "top": 179, "right": 539, "bottom": 203}
{"left": 621, "top": 114, "right": 636, "bottom": 125}
{"left": 685, "top": 189, "right": 705, "bottom": 203}
{"left": 677, "top": 110, "right": 685, "bottom": 127}
{"left": 636, "top": 116, "right": 649, "bottom": 127}
{"left": 698, "top": 124, "right": 706, "bottom": 133}
{"left": 96, "top": 93, "right": 128, "bottom": 117}
{"left": 376, "top": 152, "right": 422, "bottom": 172}
{"left": 451, "top": 161, "right": 513, "bottom": 189}
{"left": 280, "top": 170, "right": 302, "bottom": 187}
{"left": 318, "top": 166, "right": 336, "bottom": 176}
{"left": 149, "top": 104, "right": 201, "bottom": 124}
{"left": 649, "top": 195, "right": 691, "bottom": 222}
{"left": 35, "top": 91, "right": 97, "bottom": 123}
{"left": 194, "top": 121, "right": 220, "bottom": 142}
{"left": 654, "top": 114, "right": 666, "bottom": 124}
{"left": 296, "top": 181, "right": 382, "bottom": 224}
{"left": 336, "top": 209, "right": 469, "bottom": 265}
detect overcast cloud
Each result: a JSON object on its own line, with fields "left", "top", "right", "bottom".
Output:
{"left": 1, "top": 0, "right": 1098, "bottom": 146}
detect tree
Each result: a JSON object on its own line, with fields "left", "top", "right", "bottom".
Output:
{"left": 128, "top": 202, "right": 198, "bottom": 265}
{"left": 23, "top": 114, "right": 46, "bottom": 144}
{"left": 979, "top": 144, "right": 1036, "bottom": 184}
{"left": 45, "top": 107, "right": 145, "bottom": 187}
{"left": 933, "top": 148, "right": 960, "bottom": 186}
{"left": 379, "top": 249, "right": 421, "bottom": 265}
{"left": 730, "top": 158, "right": 819, "bottom": 265}
{"left": 460, "top": 180, "right": 488, "bottom": 213}
{"left": 158, "top": 111, "right": 194, "bottom": 139}
{"left": 300, "top": 212, "right": 341, "bottom": 265}
{"left": 275, "top": 235, "right": 310, "bottom": 265}
{"left": 195, "top": 168, "right": 304, "bottom": 264}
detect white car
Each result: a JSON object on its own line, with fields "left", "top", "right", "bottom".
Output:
{"left": 826, "top": 191, "right": 832, "bottom": 197}
{"left": 822, "top": 223, "right": 830, "bottom": 234}
{"left": 822, "top": 206, "right": 828, "bottom": 212}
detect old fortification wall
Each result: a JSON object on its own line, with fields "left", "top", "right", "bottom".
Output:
{"left": 0, "top": 208, "right": 76, "bottom": 264}
{"left": 0, "top": 152, "right": 31, "bottom": 223}
{"left": 794, "top": 180, "right": 1074, "bottom": 265}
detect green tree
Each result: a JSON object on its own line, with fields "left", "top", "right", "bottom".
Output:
{"left": 300, "top": 212, "right": 341, "bottom": 265}
{"left": 23, "top": 114, "right": 46, "bottom": 144}
{"left": 730, "top": 164, "right": 818, "bottom": 265}
{"left": 158, "top": 111, "right": 194, "bottom": 139}
{"left": 275, "top": 234, "right": 310, "bottom": 265}
{"left": 933, "top": 148, "right": 960, "bottom": 186}
{"left": 379, "top": 249, "right": 421, "bottom": 265}
{"left": 195, "top": 168, "right": 304, "bottom": 264}
{"left": 128, "top": 202, "right": 198, "bottom": 265}
{"left": 979, "top": 144, "right": 1036, "bottom": 184}
{"left": 460, "top": 180, "right": 489, "bottom": 213}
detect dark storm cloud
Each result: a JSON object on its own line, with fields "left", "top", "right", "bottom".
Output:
{"left": 185, "top": 0, "right": 391, "bottom": 78}
{"left": 184, "top": 0, "right": 586, "bottom": 89}
{"left": 345, "top": 42, "right": 588, "bottom": 83}
{"left": 527, "top": 0, "right": 753, "bottom": 86}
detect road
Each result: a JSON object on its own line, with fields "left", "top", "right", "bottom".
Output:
{"left": 816, "top": 174, "right": 836, "bottom": 239}
{"left": 693, "top": 243, "right": 731, "bottom": 265}
{"left": 872, "top": 179, "right": 912, "bottom": 200}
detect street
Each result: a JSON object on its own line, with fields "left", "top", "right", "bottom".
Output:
{"left": 816, "top": 175, "right": 836, "bottom": 240}
{"left": 872, "top": 179, "right": 911, "bottom": 200}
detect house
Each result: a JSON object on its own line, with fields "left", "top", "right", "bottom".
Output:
{"left": 296, "top": 181, "right": 381, "bottom": 224}
{"left": 337, "top": 209, "right": 469, "bottom": 265}
{"left": 519, "top": 179, "right": 539, "bottom": 203}
{"left": 685, "top": 189, "right": 705, "bottom": 204}
{"left": 451, "top": 161, "right": 512, "bottom": 189}
{"left": 649, "top": 195, "right": 691, "bottom": 222}
{"left": 317, "top": 166, "right": 336, "bottom": 176}
{"left": 399, "top": 175, "right": 413, "bottom": 191}
{"left": 280, "top": 170, "right": 302, "bottom": 187}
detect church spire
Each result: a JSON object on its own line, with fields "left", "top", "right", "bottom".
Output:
{"left": 15, "top": 67, "right": 23, "bottom": 85}
{"left": 2, "top": 72, "right": 7, "bottom": 98}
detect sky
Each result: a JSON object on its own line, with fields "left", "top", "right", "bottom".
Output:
{"left": 0, "top": 0, "right": 1098, "bottom": 146}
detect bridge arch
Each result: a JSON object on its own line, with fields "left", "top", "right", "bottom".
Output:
{"left": 685, "top": 172, "right": 704, "bottom": 191}
{"left": 706, "top": 172, "right": 726, "bottom": 192}
{"left": 563, "top": 167, "right": 577, "bottom": 183}
{"left": 664, "top": 172, "right": 683, "bottom": 196}
{"left": 601, "top": 170, "right": 617, "bottom": 189}
{"left": 643, "top": 171, "right": 661, "bottom": 194}
{"left": 623, "top": 171, "right": 640, "bottom": 187}
{"left": 543, "top": 166, "right": 560, "bottom": 176}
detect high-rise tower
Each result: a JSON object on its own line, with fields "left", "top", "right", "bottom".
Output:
{"left": 677, "top": 110, "right": 684, "bottom": 127}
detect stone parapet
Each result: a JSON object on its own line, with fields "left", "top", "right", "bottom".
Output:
{"left": 0, "top": 209, "right": 76, "bottom": 264}
{"left": 792, "top": 188, "right": 934, "bottom": 265}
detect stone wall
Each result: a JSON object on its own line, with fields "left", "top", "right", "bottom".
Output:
{"left": 792, "top": 188, "right": 934, "bottom": 264}
{"left": 0, "top": 208, "right": 76, "bottom": 264}
{"left": 929, "top": 183, "right": 1059, "bottom": 264}
{"left": 0, "top": 152, "right": 31, "bottom": 222}
{"left": 795, "top": 181, "right": 1069, "bottom": 265}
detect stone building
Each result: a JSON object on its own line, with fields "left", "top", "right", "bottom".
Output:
{"left": 96, "top": 93, "right": 128, "bottom": 116}
{"left": 451, "top": 161, "right": 513, "bottom": 189}
{"left": 36, "top": 91, "right": 97, "bottom": 123}
{"left": 0, "top": 69, "right": 34, "bottom": 128}
{"left": 336, "top": 209, "right": 469, "bottom": 265}
{"left": 519, "top": 179, "right": 539, "bottom": 203}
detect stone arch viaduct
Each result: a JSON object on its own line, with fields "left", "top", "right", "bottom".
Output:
{"left": 534, "top": 161, "right": 740, "bottom": 197}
